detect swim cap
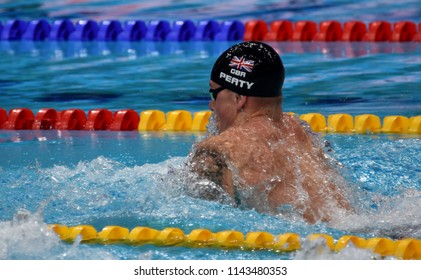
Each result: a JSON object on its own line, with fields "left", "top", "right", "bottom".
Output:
{"left": 211, "top": 41, "right": 285, "bottom": 97}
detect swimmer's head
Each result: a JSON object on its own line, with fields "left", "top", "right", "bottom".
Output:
{"left": 211, "top": 41, "right": 285, "bottom": 97}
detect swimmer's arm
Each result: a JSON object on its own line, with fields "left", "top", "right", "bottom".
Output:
{"left": 190, "top": 147, "right": 234, "bottom": 199}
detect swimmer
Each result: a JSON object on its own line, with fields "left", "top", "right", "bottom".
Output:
{"left": 188, "top": 41, "right": 353, "bottom": 224}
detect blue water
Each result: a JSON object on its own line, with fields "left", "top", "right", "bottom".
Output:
{"left": 0, "top": 0, "right": 421, "bottom": 260}
{"left": 1, "top": 41, "right": 420, "bottom": 116}
{"left": 1, "top": 0, "right": 420, "bottom": 22}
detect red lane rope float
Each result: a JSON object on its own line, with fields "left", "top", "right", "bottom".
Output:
{"left": 3, "top": 108, "right": 35, "bottom": 130}
{"left": 391, "top": 21, "right": 417, "bottom": 42}
{"left": 364, "top": 21, "right": 392, "bottom": 42}
{"left": 33, "top": 108, "right": 59, "bottom": 130}
{"left": 246, "top": 19, "right": 421, "bottom": 42}
{"left": 342, "top": 21, "right": 367, "bottom": 41}
{"left": 85, "top": 109, "right": 113, "bottom": 130}
{"left": 292, "top": 21, "right": 318, "bottom": 41}
{"left": 109, "top": 109, "right": 139, "bottom": 131}
{"left": 244, "top": 20, "right": 268, "bottom": 41}
{"left": 263, "top": 20, "right": 293, "bottom": 41}
{"left": 314, "top": 21, "right": 343, "bottom": 41}
{"left": 56, "top": 109, "right": 87, "bottom": 130}
{"left": 0, "top": 108, "right": 141, "bottom": 131}
{"left": 0, "top": 108, "right": 7, "bottom": 128}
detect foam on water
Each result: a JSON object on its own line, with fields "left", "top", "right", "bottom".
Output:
{"left": 0, "top": 209, "right": 116, "bottom": 260}
{"left": 38, "top": 156, "right": 303, "bottom": 232}
{"left": 293, "top": 238, "right": 382, "bottom": 260}
{"left": 333, "top": 189, "right": 421, "bottom": 239}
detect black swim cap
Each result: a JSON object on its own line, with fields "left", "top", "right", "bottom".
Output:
{"left": 211, "top": 41, "right": 285, "bottom": 97}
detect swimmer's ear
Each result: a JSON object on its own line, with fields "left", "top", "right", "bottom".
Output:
{"left": 235, "top": 94, "right": 247, "bottom": 111}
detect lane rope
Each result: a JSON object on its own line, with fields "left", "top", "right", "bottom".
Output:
{"left": 1, "top": 108, "right": 420, "bottom": 134}
{"left": 0, "top": 19, "right": 420, "bottom": 42}
{"left": 48, "top": 224, "right": 421, "bottom": 259}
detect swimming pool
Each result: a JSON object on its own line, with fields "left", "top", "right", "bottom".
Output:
{"left": 1, "top": 0, "right": 421, "bottom": 260}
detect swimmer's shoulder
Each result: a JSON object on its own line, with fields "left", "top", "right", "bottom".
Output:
{"left": 197, "top": 128, "right": 243, "bottom": 152}
{"left": 282, "top": 113, "right": 314, "bottom": 144}
{"left": 195, "top": 132, "right": 231, "bottom": 151}
{"left": 192, "top": 134, "right": 236, "bottom": 172}
{"left": 190, "top": 133, "right": 235, "bottom": 196}
{"left": 282, "top": 112, "right": 301, "bottom": 125}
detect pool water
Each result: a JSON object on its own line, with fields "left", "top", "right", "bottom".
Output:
{"left": 1, "top": 41, "right": 420, "bottom": 116}
{"left": 1, "top": 0, "right": 421, "bottom": 260}
{"left": 0, "top": 130, "right": 420, "bottom": 259}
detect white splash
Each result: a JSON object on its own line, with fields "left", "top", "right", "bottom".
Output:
{"left": 0, "top": 209, "right": 115, "bottom": 260}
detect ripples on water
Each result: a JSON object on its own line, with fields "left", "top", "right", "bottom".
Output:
{"left": 0, "top": 41, "right": 420, "bottom": 116}
{"left": 1, "top": 0, "right": 420, "bottom": 21}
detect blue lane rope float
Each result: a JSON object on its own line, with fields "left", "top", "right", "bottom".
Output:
{"left": 21, "top": 19, "right": 51, "bottom": 40}
{"left": 0, "top": 19, "right": 420, "bottom": 42}
{"left": 48, "top": 224, "right": 421, "bottom": 259}
{"left": 49, "top": 19, "right": 75, "bottom": 41}
{"left": 0, "top": 108, "right": 420, "bottom": 134}
{"left": 69, "top": 19, "right": 99, "bottom": 41}
{"left": 194, "top": 20, "right": 220, "bottom": 41}
{"left": 215, "top": 20, "right": 245, "bottom": 41}
{"left": 118, "top": 20, "right": 147, "bottom": 41}
{"left": 97, "top": 20, "right": 123, "bottom": 41}
{"left": 167, "top": 20, "right": 196, "bottom": 41}
{"left": 145, "top": 20, "right": 171, "bottom": 41}
{"left": 1, "top": 19, "right": 28, "bottom": 40}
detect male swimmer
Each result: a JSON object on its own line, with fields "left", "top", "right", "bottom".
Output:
{"left": 189, "top": 41, "right": 353, "bottom": 224}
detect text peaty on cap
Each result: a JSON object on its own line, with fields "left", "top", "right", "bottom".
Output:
{"left": 211, "top": 41, "right": 285, "bottom": 97}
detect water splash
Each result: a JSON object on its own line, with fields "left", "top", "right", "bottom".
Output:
{"left": 205, "top": 113, "right": 220, "bottom": 136}
{"left": 332, "top": 188, "right": 421, "bottom": 239}
{"left": 1, "top": 132, "right": 420, "bottom": 259}
{"left": 293, "top": 238, "right": 381, "bottom": 260}
{"left": 0, "top": 209, "right": 116, "bottom": 260}
{"left": 34, "top": 155, "right": 313, "bottom": 234}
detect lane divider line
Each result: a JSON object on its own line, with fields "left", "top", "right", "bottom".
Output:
{"left": 48, "top": 224, "right": 421, "bottom": 259}
{"left": 0, "top": 19, "right": 420, "bottom": 42}
{"left": 1, "top": 108, "right": 420, "bottom": 134}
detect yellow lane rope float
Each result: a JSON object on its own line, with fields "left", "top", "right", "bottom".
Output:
{"left": 136, "top": 110, "right": 421, "bottom": 133}
{"left": 48, "top": 224, "right": 421, "bottom": 260}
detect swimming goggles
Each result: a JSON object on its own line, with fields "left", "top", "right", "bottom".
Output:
{"left": 209, "top": 86, "right": 225, "bottom": 101}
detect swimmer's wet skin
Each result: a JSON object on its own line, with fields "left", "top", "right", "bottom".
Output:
{"left": 189, "top": 41, "right": 353, "bottom": 224}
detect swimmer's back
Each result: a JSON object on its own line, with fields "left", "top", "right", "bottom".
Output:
{"left": 192, "top": 113, "right": 352, "bottom": 223}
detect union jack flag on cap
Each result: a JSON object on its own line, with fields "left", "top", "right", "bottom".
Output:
{"left": 229, "top": 56, "right": 254, "bottom": 72}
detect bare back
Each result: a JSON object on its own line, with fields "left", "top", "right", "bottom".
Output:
{"left": 190, "top": 113, "right": 352, "bottom": 223}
